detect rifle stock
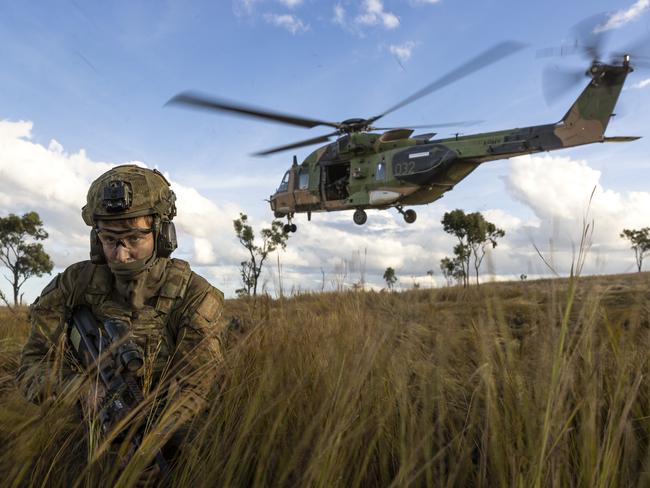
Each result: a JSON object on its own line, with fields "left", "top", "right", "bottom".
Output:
{"left": 68, "top": 305, "right": 171, "bottom": 477}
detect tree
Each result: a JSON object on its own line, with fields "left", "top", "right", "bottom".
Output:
{"left": 620, "top": 227, "right": 650, "bottom": 272}
{"left": 0, "top": 212, "right": 54, "bottom": 306}
{"left": 233, "top": 213, "right": 289, "bottom": 297}
{"left": 426, "top": 269, "right": 435, "bottom": 288}
{"left": 383, "top": 267, "right": 397, "bottom": 290}
{"left": 440, "top": 256, "right": 465, "bottom": 287}
{"left": 441, "top": 209, "right": 505, "bottom": 286}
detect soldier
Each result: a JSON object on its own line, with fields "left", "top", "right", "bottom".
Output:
{"left": 16, "top": 164, "right": 225, "bottom": 478}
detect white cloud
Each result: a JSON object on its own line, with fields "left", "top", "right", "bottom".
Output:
{"left": 389, "top": 41, "right": 417, "bottom": 62}
{"left": 410, "top": 0, "right": 442, "bottom": 4}
{"left": 277, "top": 0, "right": 303, "bottom": 7}
{"left": 0, "top": 119, "right": 243, "bottom": 295}
{"left": 355, "top": 0, "right": 400, "bottom": 29}
{"left": 629, "top": 77, "right": 650, "bottom": 89}
{"left": 234, "top": 0, "right": 262, "bottom": 16}
{"left": 333, "top": 4, "right": 346, "bottom": 26}
{"left": 263, "top": 13, "right": 309, "bottom": 33}
{"left": 2, "top": 120, "right": 647, "bottom": 301}
{"left": 504, "top": 154, "right": 650, "bottom": 273}
{"left": 596, "top": 0, "right": 649, "bottom": 31}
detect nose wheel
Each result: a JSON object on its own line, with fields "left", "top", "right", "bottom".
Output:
{"left": 283, "top": 223, "right": 297, "bottom": 233}
{"left": 396, "top": 206, "right": 417, "bottom": 224}
{"left": 283, "top": 214, "right": 297, "bottom": 233}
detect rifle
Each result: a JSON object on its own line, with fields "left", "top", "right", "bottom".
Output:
{"left": 68, "top": 305, "right": 170, "bottom": 477}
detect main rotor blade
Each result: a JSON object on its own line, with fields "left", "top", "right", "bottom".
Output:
{"left": 370, "top": 41, "right": 528, "bottom": 124}
{"left": 252, "top": 131, "right": 338, "bottom": 156}
{"left": 167, "top": 91, "right": 341, "bottom": 130}
{"left": 373, "top": 120, "right": 483, "bottom": 130}
{"left": 536, "top": 44, "right": 581, "bottom": 59}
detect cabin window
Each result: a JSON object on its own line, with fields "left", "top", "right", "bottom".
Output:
{"left": 278, "top": 171, "right": 290, "bottom": 192}
{"left": 298, "top": 168, "right": 309, "bottom": 190}
{"left": 375, "top": 162, "right": 386, "bottom": 181}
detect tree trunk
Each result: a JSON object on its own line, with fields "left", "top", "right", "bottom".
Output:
{"left": 12, "top": 268, "right": 19, "bottom": 306}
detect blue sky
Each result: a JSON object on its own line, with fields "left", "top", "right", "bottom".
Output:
{"left": 1, "top": 0, "right": 649, "bottom": 301}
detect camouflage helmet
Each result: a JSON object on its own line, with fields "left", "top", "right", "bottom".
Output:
{"left": 82, "top": 165, "right": 177, "bottom": 226}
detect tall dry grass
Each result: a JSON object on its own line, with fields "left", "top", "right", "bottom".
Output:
{"left": 0, "top": 273, "right": 648, "bottom": 487}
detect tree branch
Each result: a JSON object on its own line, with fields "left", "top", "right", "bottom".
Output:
{"left": 0, "top": 289, "right": 14, "bottom": 311}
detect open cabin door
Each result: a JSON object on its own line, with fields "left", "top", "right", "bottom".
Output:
{"left": 321, "top": 162, "right": 350, "bottom": 202}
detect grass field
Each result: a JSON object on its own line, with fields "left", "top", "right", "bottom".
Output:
{"left": 0, "top": 272, "right": 648, "bottom": 487}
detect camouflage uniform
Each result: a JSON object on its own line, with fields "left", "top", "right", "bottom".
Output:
{"left": 17, "top": 258, "right": 224, "bottom": 419}
{"left": 17, "top": 165, "right": 225, "bottom": 426}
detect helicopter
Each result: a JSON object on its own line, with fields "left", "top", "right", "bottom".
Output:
{"left": 168, "top": 18, "right": 646, "bottom": 233}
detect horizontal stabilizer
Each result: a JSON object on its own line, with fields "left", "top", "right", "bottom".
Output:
{"left": 603, "top": 136, "right": 642, "bottom": 143}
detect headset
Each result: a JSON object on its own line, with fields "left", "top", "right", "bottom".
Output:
{"left": 89, "top": 219, "right": 177, "bottom": 264}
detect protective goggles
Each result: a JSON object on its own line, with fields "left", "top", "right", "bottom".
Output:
{"left": 95, "top": 227, "right": 154, "bottom": 250}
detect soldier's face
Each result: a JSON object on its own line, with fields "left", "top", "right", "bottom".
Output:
{"left": 96, "top": 216, "right": 155, "bottom": 264}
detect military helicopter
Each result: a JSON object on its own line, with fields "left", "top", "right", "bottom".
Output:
{"left": 168, "top": 18, "right": 646, "bottom": 233}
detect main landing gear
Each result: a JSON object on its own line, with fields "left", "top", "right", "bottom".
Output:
{"left": 352, "top": 207, "right": 417, "bottom": 225}
{"left": 353, "top": 209, "right": 367, "bottom": 225}
{"left": 283, "top": 213, "right": 297, "bottom": 233}
{"left": 396, "top": 205, "right": 417, "bottom": 224}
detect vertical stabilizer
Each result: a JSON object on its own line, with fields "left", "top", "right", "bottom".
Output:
{"left": 554, "top": 64, "right": 630, "bottom": 148}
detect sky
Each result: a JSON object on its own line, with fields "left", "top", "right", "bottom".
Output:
{"left": 1, "top": 0, "right": 649, "bottom": 302}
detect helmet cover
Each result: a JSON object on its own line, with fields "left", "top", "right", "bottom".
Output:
{"left": 82, "top": 165, "right": 177, "bottom": 226}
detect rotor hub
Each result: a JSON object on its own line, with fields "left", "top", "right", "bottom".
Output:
{"left": 339, "top": 118, "right": 371, "bottom": 133}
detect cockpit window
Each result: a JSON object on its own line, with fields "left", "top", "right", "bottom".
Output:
{"left": 298, "top": 167, "right": 309, "bottom": 190}
{"left": 278, "top": 171, "right": 290, "bottom": 192}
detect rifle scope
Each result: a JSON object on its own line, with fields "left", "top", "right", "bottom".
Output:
{"left": 103, "top": 319, "right": 144, "bottom": 372}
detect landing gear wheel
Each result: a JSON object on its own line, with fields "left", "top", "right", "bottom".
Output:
{"left": 353, "top": 209, "right": 367, "bottom": 225}
{"left": 283, "top": 213, "right": 297, "bottom": 233}
{"left": 403, "top": 209, "right": 417, "bottom": 224}
{"left": 283, "top": 223, "right": 297, "bottom": 233}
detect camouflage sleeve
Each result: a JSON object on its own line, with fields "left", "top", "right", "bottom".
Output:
{"left": 16, "top": 264, "right": 85, "bottom": 403}
{"left": 168, "top": 272, "right": 225, "bottom": 422}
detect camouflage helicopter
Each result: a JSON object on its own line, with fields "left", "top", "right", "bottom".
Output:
{"left": 169, "top": 18, "right": 646, "bottom": 233}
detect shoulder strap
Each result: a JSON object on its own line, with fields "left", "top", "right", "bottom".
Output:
{"left": 66, "top": 261, "right": 97, "bottom": 310}
{"left": 155, "top": 259, "right": 192, "bottom": 315}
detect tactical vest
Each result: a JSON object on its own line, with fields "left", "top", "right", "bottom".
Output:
{"left": 68, "top": 259, "right": 192, "bottom": 395}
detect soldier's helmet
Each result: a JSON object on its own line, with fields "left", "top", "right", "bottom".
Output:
{"left": 82, "top": 165, "right": 178, "bottom": 261}
{"left": 82, "top": 165, "right": 176, "bottom": 226}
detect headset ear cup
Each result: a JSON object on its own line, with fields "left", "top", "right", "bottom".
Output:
{"left": 89, "top": 229, "right": 106, "bottom": 264}
{"left": 156, "top": 221, "right": 178, "bottom": 258}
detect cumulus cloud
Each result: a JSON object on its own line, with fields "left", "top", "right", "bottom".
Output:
{"left": 596, "top": 0, "right": 649, "bottom": 31}
{"left": 504, "top": 154, "right": 650, "bottom": 273}
{"left": 264, "top": 13, "right": 309, "bottom": 33}
{"left": 2, "top": 119, "right": 646, "bottom": 300}
{"left": 629, "top": 77, "right": 650, "bottom": 89}
{"left": 277, "top": 0, "right": 303, "bottom": 7}
{"left": 0, "top": 119, "right": 243, "bottom": 294}
{"left": 389, "top": 41, "right": 417, "bottom": 62}
{"left": 333, "top": 3, "right": 346, "bottom": 26}
{"left": 234, "top": 0, "right": 262, "bottom": 16}
{"left": 355, "top": 0, "right": 400, "bottom": 29}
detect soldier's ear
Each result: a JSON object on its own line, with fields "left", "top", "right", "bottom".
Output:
{"left": 90, "top": 229, "right": 106, "bottom": 264}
